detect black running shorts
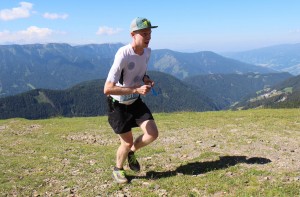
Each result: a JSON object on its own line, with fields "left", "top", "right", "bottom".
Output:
{"left": 107, "top": 96, "right": 154, "bottom": 134}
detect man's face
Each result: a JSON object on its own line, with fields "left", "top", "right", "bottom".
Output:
{"left": 133, "top": 28, "right": 152, "bottom": 48}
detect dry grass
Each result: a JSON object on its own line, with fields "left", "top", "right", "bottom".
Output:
{"left": 0, "top": 109, "right": 299, "bottom": 196}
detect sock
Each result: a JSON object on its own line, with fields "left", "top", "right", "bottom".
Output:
{"left": 114, "top": 167, "right": 123, "bottom": 171}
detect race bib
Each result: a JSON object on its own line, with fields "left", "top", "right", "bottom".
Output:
{"left": 119, "top": 93, "right": 139, "bottom": 104}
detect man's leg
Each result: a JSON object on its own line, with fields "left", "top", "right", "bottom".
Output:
{"left": 116, "top": 131, "right": 134, "bottom": 168}
{"left": 131, "top": 120, "right": 158, "bottom": 152}
{"left": 127, "top": 120, "right": 158, "bottom": 172}
{"left": 112, "top": 131, "right": 133, "bottom": 184}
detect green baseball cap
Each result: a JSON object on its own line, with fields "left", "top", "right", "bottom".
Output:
{"left": 130, "top": 17, "right": 158, "bottom": 32}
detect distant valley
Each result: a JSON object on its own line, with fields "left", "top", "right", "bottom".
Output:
{"left": 232, "top": 74, "right": 300, "bottom": 110}
{"left": 224, "top": 43, "right": 300, "bottom": 75}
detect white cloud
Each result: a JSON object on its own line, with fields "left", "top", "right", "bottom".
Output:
{"left": 0, "top": 26, "right": 54, "bottom": 43}
{"left": 43, "top": 12, "right": 68, "bottom": 20}
{"left": 0, "top": 2, "right": 33, "bottom": 21}
{"left": 20, "top": 26, "right": 53, "bottom": 37}
{"left": 96, "top": 26, "right": 122, "bottom": 35}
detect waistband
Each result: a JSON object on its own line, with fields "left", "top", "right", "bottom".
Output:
{"left": 108, "top": 95, "right": 140, "bottom": 105}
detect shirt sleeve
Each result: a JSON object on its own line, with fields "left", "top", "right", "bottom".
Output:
{"left": 106, "top": 49, "right": 126, "bottom": 84}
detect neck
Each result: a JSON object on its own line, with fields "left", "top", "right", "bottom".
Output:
{"left": 131, "top": 43, "right": 144, "bottom": 55}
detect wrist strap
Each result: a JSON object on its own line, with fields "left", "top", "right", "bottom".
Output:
{"left": 143, "top": 74, "right": 150, "bottom": 80}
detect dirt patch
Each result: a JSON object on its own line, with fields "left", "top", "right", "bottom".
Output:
{"left": 150, "top": 126, "right": 300, "bottom": 174}
{"left": 65, "top": 132, "right": 117, "bottom": 146}
{"left": 0, "top": 125, "right": 7, "bottom": 132}
{"left": 5, "top": 123, "right": 42, "bottom": 135}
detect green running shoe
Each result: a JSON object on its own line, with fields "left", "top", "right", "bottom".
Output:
{"left": 112, "top": 169, "right": 128, "bottom": 184}
{"left": 128, "top": 151, "right": 140, "bottom": 172}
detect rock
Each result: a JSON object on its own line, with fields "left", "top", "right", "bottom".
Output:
{"left": 264, "top": 176, "right": 271, "bottom": 180}
{"left": 294, "top": 177, "right": 300, "bottom": 181}
{"left": 142, "top": 182, "right": 150, "bottom": 187}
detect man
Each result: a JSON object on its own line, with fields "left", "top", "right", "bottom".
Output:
{"left": 103, "top": 17, "right": 159, "bottom": 184}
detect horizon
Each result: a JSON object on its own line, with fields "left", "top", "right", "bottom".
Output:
{"left": 1, "top": 42, "right": 299, "bottom": 54}
{"left": 1, "top": 1, "right": 300, "bottom": 53}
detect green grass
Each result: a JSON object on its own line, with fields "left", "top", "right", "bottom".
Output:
{"left": 283, "top": 87, "right": 293, "bottom": 94}
{"left": 0, "top": 109, "right": 300, "bottom": 196}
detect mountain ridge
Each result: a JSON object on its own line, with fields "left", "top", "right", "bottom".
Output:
{"left": 150, "top": 49, "right": 274, "bottom": 79}
{"left": 0, "top": 43, "right": 274, "bottom": 98}
{"left": 224, "top": 43, "right": 300, "bottom": 75}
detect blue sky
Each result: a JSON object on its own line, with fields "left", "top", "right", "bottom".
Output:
{"left": 1, "top": 0, "right": 300, "bottom": 52}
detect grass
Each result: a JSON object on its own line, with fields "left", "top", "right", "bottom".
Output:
{"left": 0, "top": 109, "right": 300, "bottom": 196}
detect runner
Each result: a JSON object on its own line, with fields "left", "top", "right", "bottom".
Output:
{"left": 104, "top": 17, "right": 159, "bottom": 183}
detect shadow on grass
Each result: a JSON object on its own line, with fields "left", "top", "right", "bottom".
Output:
{"left": 128, "top": 156, "right": 271, "bottom": 181}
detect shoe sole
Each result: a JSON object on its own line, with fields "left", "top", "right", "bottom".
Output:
{"left": 112, "top": 174, "right": 128, "bottom": 184}
{"left": 129, "top": 165, "right": 140, "bottom": 172}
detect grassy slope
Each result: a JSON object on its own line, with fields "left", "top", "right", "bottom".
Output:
{"left": 0, "top": 109, "right": 299, "bottom": 196}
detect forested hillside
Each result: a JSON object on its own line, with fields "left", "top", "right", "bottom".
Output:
{"left": 232, "top": 74, "right": 300, "bottom": 109}
{"left": 1, "top": 70, "right": 295, "bottom": 119}
{"left": 0, "top": 71, "right": 218, "bottom": 119}
{"left": 184, "top": 72, "right": 292, "bottom": 108}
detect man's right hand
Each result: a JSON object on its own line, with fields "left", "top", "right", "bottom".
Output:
{"left": 136, "top": 85, "right": 151, "bottom": 95}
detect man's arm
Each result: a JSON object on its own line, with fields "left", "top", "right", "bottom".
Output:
{"left": 103, "top": 81, "right": 151, "bottom": 95}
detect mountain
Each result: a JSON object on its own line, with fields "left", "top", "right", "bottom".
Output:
{"left": 0, "top": 43, "right": 274, "bottom": 98}
{"left": 0, "top": 43, "right": 122, "bottom": 98}
{"left": 183, "top": 72, "right": 292, "bottom": 109}
{"left": 149, "top": 49, "right": 274, "bottom": 79}
{"left": 0, "top": 71, "right": 218, "bottom": 119}
{"left": 224, "top": 43, "right": 300, "bottom": 75}
{"left": 232, "top": 74, "right": 300, "bottom": 109}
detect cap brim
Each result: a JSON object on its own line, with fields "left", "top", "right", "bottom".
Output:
{"left": 131, "top": 26, "right": 158, "bottom": 32}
